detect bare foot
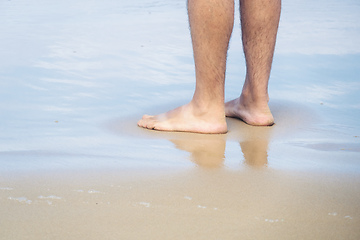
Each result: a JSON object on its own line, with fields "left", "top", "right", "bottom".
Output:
{"left": 137, "top": 102, "right": 227, "bottom": 134}
{"left": 225, "top": 96, "right": 274, "bottom": 126}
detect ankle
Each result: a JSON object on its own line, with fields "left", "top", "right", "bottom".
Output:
{"left": 240, "top": 88, "right": 269, "bottom": 106}
{"left": 189, "top": 99, "right": 225, "bottom": 120}
{"left": 191, "top": 94, "right": 224, "bottom": 111}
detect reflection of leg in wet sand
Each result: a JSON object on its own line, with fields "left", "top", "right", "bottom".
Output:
{"left": 169, "top": 122, "right": 271, "bottom": 168}
{"left": 171, "top": 136, "right": 269, "bottom": 168}
{"left": 171, "top": 136, "right": 226, "bottom": 168}
{"left": 240, "top": 140, "right": 268, "bottom": 167}
{"left": 138, "top": 0, "right": 281, "bottom": 133}
{"left": 238, "top": 123, "right": 272, "bottom": 167}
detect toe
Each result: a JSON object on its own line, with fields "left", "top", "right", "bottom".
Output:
{"left": 137, "top": 119, "right": 144, "bottom": 127}
{"left": 137, "top": 117, "right": 157, "bottom": 130}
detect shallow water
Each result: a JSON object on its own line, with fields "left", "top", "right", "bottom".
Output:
{"left": 1, "top": 0, "right": 360, "bottom": 239}
{"left": 0, "top": 0, "right": 359, "bottom": 172}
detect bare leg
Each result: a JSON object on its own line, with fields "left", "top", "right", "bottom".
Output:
{"left": 138, "top": 0, "right": 234, "bottom": 134}
{"left": 225, "top": 0, "right": 281, "bottom": 126}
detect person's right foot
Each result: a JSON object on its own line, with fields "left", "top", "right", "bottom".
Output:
{"left": 225, "top": 96, "right": 274, "bottom": 126}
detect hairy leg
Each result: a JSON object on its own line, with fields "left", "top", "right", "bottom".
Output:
{"left": 138, "top": 0, "right": 234, "bottom": 134}
{"left": 225, "top": 0, "right": 281, "bottom": 126}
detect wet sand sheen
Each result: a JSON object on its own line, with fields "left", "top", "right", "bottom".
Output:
{"left": 107, "top": 100, "right": 316, "bottom": 168}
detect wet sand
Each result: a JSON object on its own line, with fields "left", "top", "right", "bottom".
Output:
{"left": 1, "top": 168, "right": 360, "bottom": 240}
{"left": 1, "top": 0, "right": 360, "bottom": 239}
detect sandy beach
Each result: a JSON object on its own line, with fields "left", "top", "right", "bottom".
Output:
{"left": 1, "top": 0, "right": 360, "bottom": 239}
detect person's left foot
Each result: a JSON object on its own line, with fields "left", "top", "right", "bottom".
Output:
{"left": 137, "top": 101, "right": 228, "bottom": 134}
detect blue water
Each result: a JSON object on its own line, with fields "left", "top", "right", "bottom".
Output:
{"left": 0, "top": 0, "right": 359, "bottom": 173}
